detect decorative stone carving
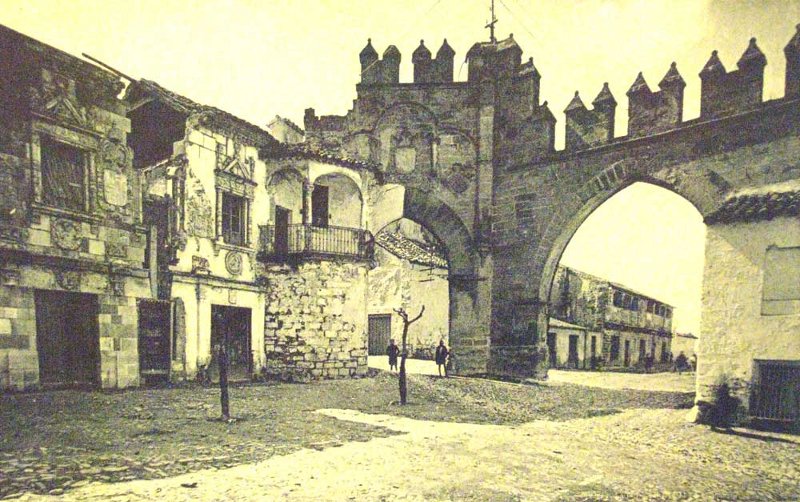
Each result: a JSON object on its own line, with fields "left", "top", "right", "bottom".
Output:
{"left": 55, "top": 270, "right": 81, "bottom": 290}
{"left": 30, "top": 70, "right": 87, "bottom": 127}
{"left": 99, "top": 125, "right": 131, "bottom": 207}
{"left": 191, "top": 255, "right": 210, "bottom": 274}
{"left": 51, "top": 219, "right": 82, "bottom": 250}
{"left": 108, "top": 275, "right": 125, "bottom": 296}
{"left": 185, "top": 173, "right": 213, "bottom": 238}
{"left": 225, "top": 251, "right": 243, "bottom": 276}
{"left": 106, "top": 241, "right": 127, "bottom": 258}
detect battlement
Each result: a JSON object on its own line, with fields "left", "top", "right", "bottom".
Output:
{"left": 699, "top": 38, "right": 767, "bottom": 119}
{"left": 564, "top": 84, "right": 616, "bottom": 151}
{"left": 625, "top": 63, "right": 686, "bottom": 138}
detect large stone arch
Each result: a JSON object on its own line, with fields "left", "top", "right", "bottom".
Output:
{"left": 533, "top": 165, "right": 731, "bottom": 362}
{"left": 367, "top": 184, "right": 488, "bottom": 374}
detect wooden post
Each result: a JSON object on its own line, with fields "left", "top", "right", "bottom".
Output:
{"left": 218, "top": 345, "right": 230, "bottom": 420}
{"left": 393, "top": 306, "right": 425, "bottom": 405}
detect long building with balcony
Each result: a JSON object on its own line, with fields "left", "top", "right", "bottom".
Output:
{"left": 549, "top": 266, "right": 674, "bottom": 369}
{"left": 131, "top": 80, "right": 379, "bottom": 383}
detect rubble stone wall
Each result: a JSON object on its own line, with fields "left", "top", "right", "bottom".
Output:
{"left": 263, "top": 260, "right": 369, "bottom": 380}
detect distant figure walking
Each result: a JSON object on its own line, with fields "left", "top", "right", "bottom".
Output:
{"left": 690, "top": 353, "right": 698, "bottom": 372}
{"left": 435, "top": 339, "right": 449, "bottom": 377}
{"left": 675, "top": 351, "right": 689, "bottom": 374}
{"left": 644, "top": 354, "right": 654, "bottom": 373}
{"left": 387, "top": 339, "right": 400, "bottom": 371}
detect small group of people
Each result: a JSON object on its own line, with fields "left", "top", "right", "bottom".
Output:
{"left": 387, "top": 339, "right": 451, "bottom": 377}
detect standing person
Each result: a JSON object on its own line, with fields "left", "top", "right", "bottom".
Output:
{"left": 435, "top": 339, "right": 449, "bottom": 377}
{"left": 675, "top": 351, "right": 688, "bottom": 375}
{"left": 387, "top": 339, "right": 400, "bottom": 371}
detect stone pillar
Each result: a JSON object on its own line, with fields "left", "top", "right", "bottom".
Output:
{"left": 215, "top": 187, "right": 223, "bottom": 238}
{"left": 302, "top": 180, "right": 313, "bottom": 225}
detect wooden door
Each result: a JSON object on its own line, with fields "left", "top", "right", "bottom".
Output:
{"left": 35, "top": 290, "right": 99, "bottom": 387}
{"left": 368, "top": 314, "right": 391, "bottom": 356}
{"left": 138, "top": 299, "right": 171, "bottom": 386}
{"left": 210, "top": 305, "right": 252, "bottom": 382}
{"left": 311, "top": 185, "right": 329, "bottom": 227}
{"left": 568, "top": 335, "right": 579, "bottom": 368}
{"left": 274, "top": 206, "right": 290, "bottom": 255}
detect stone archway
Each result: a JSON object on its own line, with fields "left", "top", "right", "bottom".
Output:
{"left": 532, "top": 167, "right": 729, "bottom": 374}
{"left": 367, "top": 184, "right": 489, "bottom": 375}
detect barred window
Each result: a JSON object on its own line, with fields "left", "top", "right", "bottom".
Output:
{"left": 41, "top": 138, "right": 85, "bottom": 211}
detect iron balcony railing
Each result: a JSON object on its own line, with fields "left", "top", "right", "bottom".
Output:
{"left": 259, "top": 224, "right": 374, "bottom": 261}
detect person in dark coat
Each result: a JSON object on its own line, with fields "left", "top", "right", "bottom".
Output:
{"left": 435, "top": 339, "right": 449, "bottom": 377}
{"left": 387, "top": 339, "right": 400, "bottom": 371}
{"left": 675, "top": 351, "right": 688, "bottom": 374}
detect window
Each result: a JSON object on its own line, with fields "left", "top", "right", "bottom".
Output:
{"left": 647, "top": 300, "right": 655, "bottom": 313}
{"left": 221, "top": 192, "right": 246, "bottom": 246}
{"left": 41, "top": 137, "right": 86, "bottom": 211}
{"left": 613, "top": 290, "right": 623, "bottom": 307}
{"left": 622, "top": 294, "right": 631, "bottom": 309}
{"left": 762, "top": 246, "right": 800, "bottom": 315}
{"left": 630, "top": 297, "right": 639, "bottom": 311}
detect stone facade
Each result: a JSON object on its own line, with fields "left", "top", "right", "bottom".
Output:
{"left": 0, "top": 25, "right": 152, "bottom": 390}
{"left": 305, "top": 24, "right": 800, "bottom": 378}
{"left": 133, "top": 80, "right": 377, "bottom": 383}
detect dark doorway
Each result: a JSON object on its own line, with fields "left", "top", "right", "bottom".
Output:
{"left": 610, "top": 335, "right": 620, "bottom": 364}
{"left": 661, "top": 341, "right": 668, "bottom": 363}
{"left": 368, "top": 314, "right": 392, "bottom": 356}
{"left": 35, "top": 290, "right": 99, "bottom": 388}
{"left": 590, "top": 335, "right": 597, "bottom": 370}
{"left": 547, "top": 332, "right": 557, "bottom": 368}
{"left": 568, "top": 335, "right": 579, "bottom": 369}
{"left": 210, "top": 305, "right": 251, "bottom": 382}
{"left": 274, "top": 205, "right": 291, "bottom": 256}
{"left": 311, "top": 184, "right": 329, "bottom": 227}
{"left": 624, "top": 340, "right": 631, "bottom": 367}
{"left": 639, "top": 339, "right": 646, "bottom": 363}
{"left": 138, "top": 299, "right": 171, "bottom": 386}
{"left": 751, "top": 360, "right": 800, "bottom": 423}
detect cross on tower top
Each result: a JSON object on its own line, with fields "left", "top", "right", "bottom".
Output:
{"left": 485, "top": 0, "right": 498, "bottom": 43}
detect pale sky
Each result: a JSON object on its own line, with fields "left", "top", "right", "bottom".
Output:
{"left": 3, "top": 0, "right": 799, "bottom": 333}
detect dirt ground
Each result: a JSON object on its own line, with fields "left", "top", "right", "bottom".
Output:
{"left": 2, "top": 371, "right": 797, "bottom": 501}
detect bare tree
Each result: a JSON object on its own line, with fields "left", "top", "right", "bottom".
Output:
{"left": 393, "top": 305, "right": 425, "bottom": 405}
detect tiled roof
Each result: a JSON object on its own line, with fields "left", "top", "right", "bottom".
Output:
{"left": 375, "top": 231, "right": 447, "bottom": 269}
{"left": 132, "top": 79, "right": 279, "bottom": 147}
{"left": 264, "top": 142, "right": 382, "bottom": 173}
{"left": 705, "top": 182, "right": 800, "bottom": 224}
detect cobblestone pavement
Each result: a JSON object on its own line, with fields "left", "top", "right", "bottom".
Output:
{"left": 547, "top": 369, "right": 696, "bottom": 393}
{"left": 0, "top": 373, "right": 692, "bottom": 500}
{"left": 13, "top": 407, "right": 800, "bottom": 502}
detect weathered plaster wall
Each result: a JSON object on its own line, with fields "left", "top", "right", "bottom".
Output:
{"left": 698, "top": 216, "right": 800, "bottom": 408}
{"left": 367, "top": 246, "right": 448, "bottom": 358}
{"left": 262, "top": 260, "right": 369, "bottom": 380}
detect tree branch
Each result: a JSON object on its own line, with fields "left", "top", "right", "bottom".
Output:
{"left": 409, "top": 305, "right": 425, "bottom": 324}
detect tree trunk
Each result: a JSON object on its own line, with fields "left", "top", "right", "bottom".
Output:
{"left": 218, "top": 346, "right": 230, "bottom": 419}
{"left": 399, "top": 322, "right": 408, "bottom": 405}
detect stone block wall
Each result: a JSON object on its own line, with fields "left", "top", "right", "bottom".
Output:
{"left": 98, "top": 294, "right": 140, "bottom": 388}
{"left": 262, "top": 260, "right": 369, "bottom": 380}
{"left": 0, "top": 286, "right": 38, "bottom": 390}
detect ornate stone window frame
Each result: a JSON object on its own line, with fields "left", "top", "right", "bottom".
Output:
{"left": 213, "top": 166, "right": 257, "bottom": 255}
{"left": 30, "top": 120, "right": 101, "bottom": 222}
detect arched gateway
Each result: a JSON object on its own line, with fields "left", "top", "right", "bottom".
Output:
{"left": 304, "top": 29, "right": 800, "bottom": 377}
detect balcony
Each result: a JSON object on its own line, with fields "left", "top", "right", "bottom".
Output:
{"left": 258, "top": 224, "right": 374, "bottom": 262}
